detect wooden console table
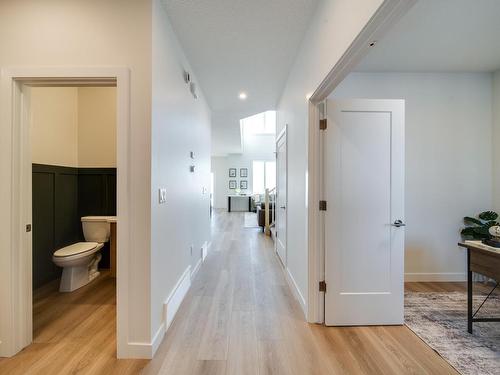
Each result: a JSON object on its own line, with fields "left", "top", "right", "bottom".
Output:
{"left": 458, "top": 241, "right": 500, "bottom": 333}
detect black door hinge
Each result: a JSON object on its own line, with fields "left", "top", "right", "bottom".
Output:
{"left": 319, "top": 119, "right": 327, "bottom": 130}
{"left": 319, "top": 281, "right": 327, "bottom": 292}
{"left": 319, "top": 200, "right": 327, "bottom": 211}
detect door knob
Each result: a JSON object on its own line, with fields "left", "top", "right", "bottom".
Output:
{"left": 392, "top": 220, "right": 405, "bottom": 227}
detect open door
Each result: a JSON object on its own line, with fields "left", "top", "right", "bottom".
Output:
{"left": 324, "top": 99, "right": 405, "bottom": 325}
{"left": 276, "top": 128, "right": 287, "bottom": 265}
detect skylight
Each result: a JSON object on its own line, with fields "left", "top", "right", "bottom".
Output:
{"left": 240, "top": 111, "right": 276, "bottom": 135}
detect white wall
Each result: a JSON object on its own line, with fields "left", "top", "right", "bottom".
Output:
{"left": 151, "top": 0, "right": 211, "bottom": 346}
{"left": 211, "top": 133, "right": 275, "bottom": 209}
{"left": 30, "top": 86, "right": 117, "bottom": 168}
{"left": 331, "top": 72, "right": 493, "bottom": 280}
{"left": 493, "top": 70, "right": 500, "bottom": 212}
{"left": 276, "top": 0, "right": 384, "bottom": 315}
{"left": 0, "top": 0, "right": 152, "bottom": 357}
{"left": 30, "top": 87, "right": 79, "bottom": 167}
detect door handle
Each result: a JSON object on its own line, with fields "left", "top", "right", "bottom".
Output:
{"left": 391, "top": 220, "right": 405, "bottom": 227}
{"left": 280, "top": 206, "right": 286, "bottom": 209}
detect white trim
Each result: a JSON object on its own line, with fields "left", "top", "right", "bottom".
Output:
{"left": 124, "top": 319, "right": 166, "bottom": 359}
{"left": 0, "top": 67, "right": 131, "bottom": 358}
{"left": 164, "top": 266, "right": 192, "bottom": 331}
{"left": 310, "top": 0, "right": 417, "bottom": 102}
{"left": 276, "top": 124, "right": 287, "bottom": 143}
{"left": 307, "top": 101, "right": 323, "bottom": 323}
{"left": 123, "top": 262, "right": 202, "bottom": 359}
{"left": 192, "top": 258, "right": 202, "bottom": 280}
{"left": 306, "top": 0, "right": 416, "bottom": 325}
{"left": 405, "top": 273, "right": 467, "bottom": 282}
{"left": 202, "top": 240, "right": 210, "bottom": 261}
{"left": 285, "top": 267, "right": 307, "bottom": 317}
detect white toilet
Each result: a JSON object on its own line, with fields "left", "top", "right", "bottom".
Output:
{"left": 53, "top": 216, "right": 114, "bottom": 292}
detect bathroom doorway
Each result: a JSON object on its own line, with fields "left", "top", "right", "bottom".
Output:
{"left": 30, "top": 84, "right": 118, "bottom": 354}
{"left": 0, "top": 68, "right": 132, "bottom": 359}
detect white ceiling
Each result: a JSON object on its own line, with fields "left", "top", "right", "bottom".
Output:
{"left": 357, "top": 0, "right": 500, "bottom": 73}
{"left": 163, "top": 0, "right": 319, "bottom": 155}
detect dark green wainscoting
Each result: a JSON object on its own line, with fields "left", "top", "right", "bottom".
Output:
{"left": 32, "top": 164, "right": 116, "bottom": 289}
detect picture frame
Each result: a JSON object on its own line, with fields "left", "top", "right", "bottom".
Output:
{"left": 229, "top": 168, "right": 237, "bottom": 177}
{"left": 240, "top": 168, "right": 248, "bottom": 178}
{"left": 240, "top": 180, "right": 248, "bottom": 189}
{"left": 229, "top": 180, "right": 237, "bottom": 189}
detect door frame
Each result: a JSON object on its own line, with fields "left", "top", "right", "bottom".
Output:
{"left": 305, "top": 0, "right": 416, "bottom": 323}
{"left": 275, "top": 125, "right": 288, "bottom": 265}
{"left": 0, "top": 67, "right": 131, "bottom": 357}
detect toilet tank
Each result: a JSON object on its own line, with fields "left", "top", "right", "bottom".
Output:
{"left": 81, "top": 216, "right": 115, "bottom": 243}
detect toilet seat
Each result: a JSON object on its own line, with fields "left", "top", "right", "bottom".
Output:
{"left": 53, "top": 242, "right": 100, "bottom": 258}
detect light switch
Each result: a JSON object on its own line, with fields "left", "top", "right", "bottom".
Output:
{"left": 159, "top": 188, "right": 167, "bottom": 204}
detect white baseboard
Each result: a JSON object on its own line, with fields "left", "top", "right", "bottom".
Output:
{"left": 191, "top": 258, "right": 202, "bottom": 280}
{"left": 285, "top": 266, "right": 307, "bottom": 318}
{"left": 202, "top": 241, "right": 211, "bottom": 261}
{"left": 405, "top": 272, "right": 466, "bottom": 282}
{"left": 165, "top": 265, "right": 192, "bottom": 331}
{"left": 123, "top": 266, "right": 192, "bottom": 359}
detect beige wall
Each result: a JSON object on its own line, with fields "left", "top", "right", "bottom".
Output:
{"left": 30, "top": 87, "right": 79, "bottom": 167}
{"left": 0, "top": 0, "right": 152, "bottom": 356}
{"left": 78, "top": 87, "right": 117, "bottom": 167}
{"left": 30, "top": 87, "right": 117, "bottom": 168}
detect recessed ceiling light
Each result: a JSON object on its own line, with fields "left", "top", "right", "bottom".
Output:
{"left": 239, "top": 92, "right": 247, "bottom": 100}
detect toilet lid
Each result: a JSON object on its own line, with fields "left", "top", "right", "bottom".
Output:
{"left": 53, "top": 242, "right": 99, "bottom": 257}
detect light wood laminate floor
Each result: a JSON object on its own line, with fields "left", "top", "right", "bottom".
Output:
{"left": 143, "top": 210, "right": 459, "bottom": 375}
{"left": 0, "top": 270, "right": 148, "bottom": 374}
{"left": 1, "top": 210, "right": 464, "bottom": 374}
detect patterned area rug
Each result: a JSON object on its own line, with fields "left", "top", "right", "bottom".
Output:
{"left": 405, "top": 291, "right": 500, "bottom": 375}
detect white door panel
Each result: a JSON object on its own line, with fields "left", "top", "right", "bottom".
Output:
{"left": 324, "top": 99, "right": 405, "bottom": 326}
{"left": 276, "top": 130, "right": 287, "bottom": 265}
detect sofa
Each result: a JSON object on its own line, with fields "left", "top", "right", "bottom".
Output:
{"left": 256, "top": 202, "right": 275, "bottom": 230}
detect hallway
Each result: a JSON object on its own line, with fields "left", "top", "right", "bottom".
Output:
{"left": 144, "top": 210, "right": 457, "bottom": 375}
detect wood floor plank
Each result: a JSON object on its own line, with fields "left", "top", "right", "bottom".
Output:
{"left": 1, "top": 210, "right": 465, "bottom": 374}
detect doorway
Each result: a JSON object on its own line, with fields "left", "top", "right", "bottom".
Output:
{"left": 0, "top": 68, "right": 131, "bottom": 359}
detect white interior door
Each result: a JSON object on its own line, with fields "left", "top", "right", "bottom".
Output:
{"left": 324, "top": 99, "right": 405, "bottom": 326}
{"left": 276, "top": 130, "right": 287, "bottom": 265}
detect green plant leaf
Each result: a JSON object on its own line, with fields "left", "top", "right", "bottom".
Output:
{"left": 464, "top": 216, "right": 483, "bottom": 226}
{"left": 486, "top": 221, "right": 500, "bottom": 228}
{"left": 461, "top": 227, "right": 476, "bottom": 237}
{"left": 479, "top": 211, "right": 498, "bottom": 221}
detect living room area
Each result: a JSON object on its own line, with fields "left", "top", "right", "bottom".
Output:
{"left": 211, "top": 110, "right": 277, "bottom": 236}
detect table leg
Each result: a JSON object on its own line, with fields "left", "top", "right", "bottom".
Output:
{"left": 467, "top": 248, "right": 472, "bottom": 334}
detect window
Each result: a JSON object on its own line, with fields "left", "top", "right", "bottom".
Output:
{"left": 252, "top": 160, "right": 276, "bottom": 194}
{"left": 241, "top": 111, "right": 276, "bottom": 135}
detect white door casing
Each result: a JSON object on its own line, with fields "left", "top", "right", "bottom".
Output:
{"left": 276, "top": 127, "right": 287, "bottom": 266}
{"left": 324, "top": 99, "right": 405, "bottom": 326}
{"left": 0, "top": 67, "right": 131, "bottom": 358}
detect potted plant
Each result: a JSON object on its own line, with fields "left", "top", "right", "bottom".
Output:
{"left": 461, "top": 211, "right": 499, "bottom": 240}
